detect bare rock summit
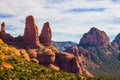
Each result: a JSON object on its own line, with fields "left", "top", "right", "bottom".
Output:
{"left": 79, "top": 27, "right": 110, "bottom": 47}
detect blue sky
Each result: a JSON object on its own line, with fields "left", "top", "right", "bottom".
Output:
{"left": 0, "top": 0, "right": 120, "bottom": 43}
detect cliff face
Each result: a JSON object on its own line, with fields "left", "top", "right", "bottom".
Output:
{"left": 55, "top": 52, "right": 93, "bottom": 77}
{"left": 23, "top": 15, "right": 40, "bottom": 48}
{"left": 79, "top": 27, "right": 110, "bottom": 47}
{"left": 0, "top": 39, "right": 92, "bottom": 80}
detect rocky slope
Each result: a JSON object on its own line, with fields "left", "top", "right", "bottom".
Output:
{"left": 1, "top": 15, "right": 120, "bottom": 79}
{"left": 0, "top": 15, "right": 93, "bottom": 77}
{"left": 0, "top": 39, "right": 95, "bottom": 80}
{"left": 0, "top": 16, "right": 120, "bottom": 80}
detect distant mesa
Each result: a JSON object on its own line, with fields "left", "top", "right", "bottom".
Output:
{"left": 79, "top": 27, "right": 110, "bottom": 47}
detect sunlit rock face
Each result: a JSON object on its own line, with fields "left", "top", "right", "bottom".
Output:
{"left": 23, "top": 15, "right": 40, "bottom": 48}
{"left": 79, "top": 27, "right": 110, "bottom": 47}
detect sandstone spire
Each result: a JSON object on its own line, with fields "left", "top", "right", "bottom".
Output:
{"left": 1, "top": 22, "right": 5, "bottom": 33}
{"left": 39, "top": 22, "right": 52, "bottom": 46}
{"left": 23, "top": 15, "right": 40, "bottom": 48}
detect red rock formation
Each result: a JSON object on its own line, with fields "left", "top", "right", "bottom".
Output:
{"left": 55, "top": 52, "right": 93, "bottom": 76}
{"left": 79, "top": 27, "right": 110, "bottom": 47}
{"left": 39, "top": 22, "right": 52, "bottom": 46}
{"left": 55, "top": 52, "right": 74, "bottom": 72}
{"left": 23, "top": 15, "right": 40, "bottom": 48}
{"left": 0, "top": 22, "right": 24, "bottom": 47}
{"left": 113, "top": 33, "right": 120, "bottom": 48}
{"left": 0, "top": 16, "right": 93, "bottom": 77}
{"left": 72, "top": 56, "right": 93, "bottom": 77}
{"left": 1, "top": 22, "right": 5, "bottom": 33}
{"left": 0, "top": 22, "right": 13, "bottom": 44}
{"left": 65, "top": 45, "right": 91, "bottom": 58}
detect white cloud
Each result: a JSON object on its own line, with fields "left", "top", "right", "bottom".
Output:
{"left": 0, "top": 0, "right": 120, "bottom": 42}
